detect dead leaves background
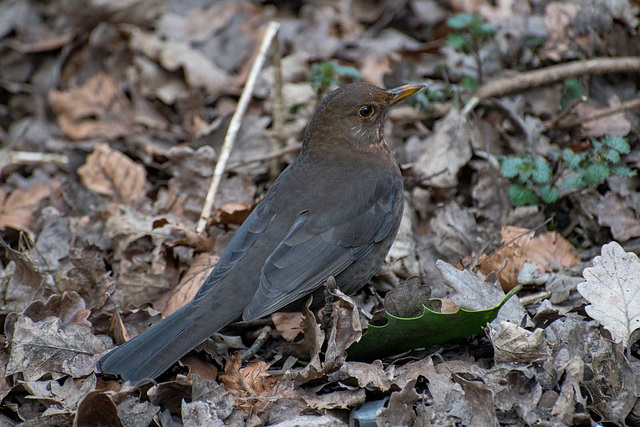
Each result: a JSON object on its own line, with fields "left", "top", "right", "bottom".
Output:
{"left": 0, "top": 0, "right": 640, "bottom": 425}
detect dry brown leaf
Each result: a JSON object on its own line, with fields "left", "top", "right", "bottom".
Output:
{"left": 571, "top": 97, "right": 631, "bottom": 138}
{"left": 540, "top": 2, "right": 583, "bottom": 61}
{"left": 156, "top": 252, "right": 218, "bottom": 317}
{"left": 220, "top": 352, "right": 276, "bottom": 417}
{"left": 0, "top": 182, "right": 59, "bottom": 232}
{"left": 49, "top": 73, "right": 136, "bottom": 140}
{"left": 212, "top": 202, "right": 252, "bottom": 226}
{"left": 271, "top": 312, "right": 304, "bottom": 342}
{"left": 77, "top": 143, "right": 147, "bottom": 204}
{"left": 476, "top": 226, "right": 580, "bottom": 290}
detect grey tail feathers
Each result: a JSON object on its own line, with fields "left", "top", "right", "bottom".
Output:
{"left": 98, "top": 303, "right": 222, "bottom": 385}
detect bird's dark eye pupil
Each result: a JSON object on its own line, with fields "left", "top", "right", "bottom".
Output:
{"left": 359, "top": 106, "right": 374, "bottom": 117}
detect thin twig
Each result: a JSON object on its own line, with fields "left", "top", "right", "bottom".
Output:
{"left": 241, "top": 326, "right": 272, "bottom": 360}
{"left": 270, "top": 30, "right": 285, "bottom": 181}
{"left": 10, "top": 151, "right": 69, "bottom": 165}
{"left": 476, "top": 57, "right": 640, "bottom": 99}
{"left": 196, "top": 21, "right": 281, "bottom": 233}
{"left": 544, "top": 96, "right": 640, "bottom": 130}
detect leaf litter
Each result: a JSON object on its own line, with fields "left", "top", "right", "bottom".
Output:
{"left": 1, "top": 0, "right": 640, "bottom": 425}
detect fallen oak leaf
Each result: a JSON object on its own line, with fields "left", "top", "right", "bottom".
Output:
{"left": 6, "top": 315, "right": 110, "bottom": 381}
{"left": 577, "top": 241, "right": 640, "bottom": 348}
{"left": 220, "top": 352, "right": 276, "bottom": 418}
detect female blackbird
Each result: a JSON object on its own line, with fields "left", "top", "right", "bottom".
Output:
{"left": 99, "top": 82, "right": 423, "bottom": 384}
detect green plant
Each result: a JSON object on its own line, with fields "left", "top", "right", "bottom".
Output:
{"left": 310, "top": 61, "right": 361, "bottom": 94}
{"left": 560, "top": 77, "right": 584, "bottom": 109}
{"left": 446, "top": 13, "right": 496, "bottom": 83}
{"left": 500, "top": 136, "right": 637, "bottom": 207}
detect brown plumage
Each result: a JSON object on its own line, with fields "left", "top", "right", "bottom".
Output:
{"left": 99, "top": 82, "right": 423, "bottom": 385}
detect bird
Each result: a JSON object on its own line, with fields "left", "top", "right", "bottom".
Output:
{"left": 99, "top": 82, "right": 423, "bottom": 384}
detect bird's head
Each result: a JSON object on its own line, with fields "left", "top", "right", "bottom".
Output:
{"left": 302, "top": 82, "right": 424, "bottom": 151}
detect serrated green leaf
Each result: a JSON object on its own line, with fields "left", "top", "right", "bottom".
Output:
{"left": 347, "top": 287, "right": 521, "bottom": 360}
{"left": 517, "top": 161, "right": 534, "bottom": 182}
{"left": 532, "top": 157, "right": 552, "bottom": 184}
{"left": 562, "top": 175, "right": 585, "bottom": 190}
{"left": 611, "top": 165, "right": 638, "bottom": 177}
{"left": 540, "top": 185, "right": 560, "bottom": 204}
{"left": 582, "top": 162, "right": 610, "bottom": 187}
{"left": 602, "top": 148, "right": 621, "bottom": 164}
{"left": 500, "top": 157, "right": 524, "bottom": 178}
{"left": 447, "top": 13, "right": 474, "bottom": 30}
{"left": 602, "top": 135, "right": 630, "bottom": 154}
{"left": 509, "top": 184, "right": 539, "bottom": 206}
{"left": 562, "top": 148, "right": 582, "bottom": 169}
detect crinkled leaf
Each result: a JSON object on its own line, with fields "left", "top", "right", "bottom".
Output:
{"left": 539, "top": 185, "right": 559, "bottom": 204}
{"left": 577, "top": 242, "right": 640, "bottom": 348}
{"left": 612, "top": 165, "right": 637, "bottom": 177}
{"left": 500, "top": 157, "right": 524, "bottom": 178}
{"left": 562, "top": 148, "right": 582, "bottom": 169}
{"left": 347, "top": 287, "right": 520, "bottom": 360}
{"left": 532, "top": 157, "right": 552, "bottom": 184}
{"left": 602, "top": 148, "right": 621, "bottom": 164}
{"left": 602, "top": 135, "right": 630, "bottom": 154}
{"left": 508, "top": 184, "right": 538, "bottom": 207}
{"left": 581, "top": 162, "right": 610, "bottom": 187}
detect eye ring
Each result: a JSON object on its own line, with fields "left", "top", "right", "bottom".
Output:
{"left": 358, "top": 105, "right": 375, "bottom": 118}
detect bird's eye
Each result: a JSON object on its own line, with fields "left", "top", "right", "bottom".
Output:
{"left": 358, "top": 105, "right": 374, "bottom": 118}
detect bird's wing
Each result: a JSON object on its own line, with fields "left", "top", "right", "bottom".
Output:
{"left": 242, "top": 175, "right": 401, "bottom": 321}
{"left": 192, "top": 200, "right": 275, "bottom": 303}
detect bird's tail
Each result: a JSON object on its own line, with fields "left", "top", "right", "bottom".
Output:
{"left": 99, "top": 303, "right": 226, "bottom": 385}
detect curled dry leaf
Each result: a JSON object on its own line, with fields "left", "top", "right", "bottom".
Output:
{"left": 476, "top": 226, "right": 580, "bottom": 291}
{"left": 78, "top": 143, "right": 147, "bottom": 204}
{"left": 577, "top": 241, "right": 640, "bottom": 348}
{"left": 490, "top": 321, "right": 548, "bottom": 364}
{"left": 271, "top": 312, "right": 304, "bottom": 342}
{"left": 48, "top": 73, "right": 136, "bottom": 140}
{"left": 0, "top": 182, "right": 60, "bottom": 232}
{"left": 23, "top": 291, "right": 91, "bottom": 327}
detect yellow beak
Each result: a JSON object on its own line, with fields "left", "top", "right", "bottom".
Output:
{"left": 388, "top": 84, "right": 425, "bottom": 104}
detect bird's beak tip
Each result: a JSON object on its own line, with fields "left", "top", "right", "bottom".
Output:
{"left": 388, "top": 84, "right": 425, "bottom": 104}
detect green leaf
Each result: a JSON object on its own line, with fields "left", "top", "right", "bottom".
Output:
{"left": 581, "top": 162, "right": 610, "bottom": 187}
{"left": 532, "top": 157, "right": 552, "bottom": 184}
{"left": 611, "top": 165, "right": 638, "bottom": 177}
{"left": 347, "top": 287, "right": 521, "bottom": 360}
{"left": 509, "top": 184, "right": 539, "bottom": 206}
{"left": 446, "top": 33, "right": 469, "bottom": 53}
{"left": 602, "top": 135, "right": 631, "bottom": 154}
{"left": 333, "top": 64, "right": 362, "bottom": 80}
{"left": 562, "top": 175, "right": 585, "bottom": 190}
{"left": 517, "top": 160, "right": 534, "bottom": 182}
{"left": 562, "top": 148, "right": 582, "bottom": 169}
{"left": 500, "top": 157, "right": 524, "bottom": 178}
{"left": 471, "top": 21, "right": 496, "bottom": 38}
{"left": 540, "top": 185, "right": 560, "bottom": 204}
{"left": 447, "top": 13, "right": 474, "bottom": 30}
{"left": 602, "top": 148, "right": 621, "bottom": 164}
{"left": 561, "top": 77, "right": 583, "bottom": 109}
{"left": 461, "top": 76, "right": 479, "bottom": 91}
